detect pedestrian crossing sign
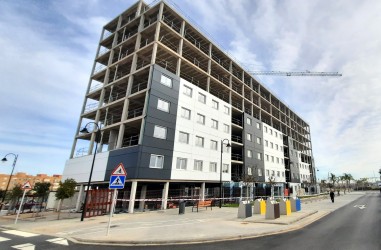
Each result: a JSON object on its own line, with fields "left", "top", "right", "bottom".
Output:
{"left": 109, "top": 175, "right": 126, "bottom": 189}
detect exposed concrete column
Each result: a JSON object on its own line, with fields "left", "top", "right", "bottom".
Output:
{"left": 139, "top": 185, "right": 147, "bottom": 211}
{"left": 128, "top": 181, "right": 138, "bottom": 213}
{"left": 75, "top": 185, "right": 84, "bottom": 212}
{"left": 200, "top": 183, "right": 205, "bottom": 201}
{"left": 161, "top": 182, "right": 169, "bottom": 210}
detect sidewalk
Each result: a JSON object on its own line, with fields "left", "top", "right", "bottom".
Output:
{"left": 0, "top": 192, "right": 364, "bottom": 246}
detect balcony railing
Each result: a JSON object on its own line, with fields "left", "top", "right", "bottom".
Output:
{"left": 231, "top": 154, "right": 243, "bottom": 161}
{"left": 131, "top": 81, "right": 148, "bottom": 94}
{"left": 127, "top": 107, "right": 144, "bottom": 119}
{"left": 231, "top": 135, "right": 242, "bottom": 143}
{"left": 122, "top": 135, "right": 139, "bottom": 147}
{"left": 232, "top": 118, "right": 242, "bottom": 126}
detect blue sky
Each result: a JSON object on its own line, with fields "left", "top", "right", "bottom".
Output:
{"left": 1, "top": 0, "right": 380, "bottom": 181}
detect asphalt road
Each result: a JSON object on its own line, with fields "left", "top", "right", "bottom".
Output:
{"left": 75, "top": 192, "right": 380, "bottom": 250}
{"left": 1, "top": 192, "right": 379, "bottom": 250}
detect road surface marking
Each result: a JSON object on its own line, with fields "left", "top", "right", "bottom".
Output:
{"left": 46, "top": 237, "right": 69, "bottom": 246}
{"left": 11, "top": 243, "right": 35, "bottom": 250}
{"left": 3, "top": 230, "right": 40, "bottom": 238}
{"left": 0, "top": 236, "right": 11, "bottom": 242}
{"left": 353, "top": 205, "right": 366, "bottom": 209}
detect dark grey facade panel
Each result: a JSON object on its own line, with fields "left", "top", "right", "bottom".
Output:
{"left": 243, "top": 113, "right": 265, "bottom": 182}
{"left": 105, "top": 146, "right": 141, "bottom": 180}
{"left": 136, "top": 146, "right": 173, "bottom": 179}
{"left": 137, "top": 65, "right": 180, "bottom": 180}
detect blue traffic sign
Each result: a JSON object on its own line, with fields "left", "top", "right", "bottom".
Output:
{"left": 109, "top": 175, "right": 126, "bottom": 189}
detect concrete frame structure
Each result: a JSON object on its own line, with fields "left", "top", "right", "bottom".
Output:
{"left": 63, "top": 0, "right": 317, "bottom": 212}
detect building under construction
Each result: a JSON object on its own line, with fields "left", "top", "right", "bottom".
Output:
{"left": 63, "top": 0, "right": 317, "bottom": 212}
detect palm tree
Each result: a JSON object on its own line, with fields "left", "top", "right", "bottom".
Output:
{"left": 329, "top": 173, "right": 337, "bottom": 188}
{"left": 343, "top": 173, "right": 353, "bottom": 192}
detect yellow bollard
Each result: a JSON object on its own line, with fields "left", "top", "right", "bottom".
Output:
{"left": 260, "top": 200, "right": 266, "bottom": 215}
{"left": 285, "top": 200, "right": 291, "bottom": 215}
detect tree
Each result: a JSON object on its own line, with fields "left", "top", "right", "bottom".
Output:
{"left": 55, "top": 179, "right": 77, "bottom": 220}
{"left": 33, "top": 182, "right": 51, "bottom": 212}
{"left": 241, "top": 165, "right": 258, "bottom": 201}
{"left": 329, "top": 173, "right": 337, "bottom": 189}
{"left": 8, "top": 185, "right": 23, "bottom": 213}
{"left": 268, "top": 176, "right": 276, "bottom": 199}
{"left": 342, "top": 173, "right": 353, "bottom": 193}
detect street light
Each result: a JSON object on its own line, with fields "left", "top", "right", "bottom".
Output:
{"left": 219, "top": 139, "right": 230, "bottom": 208}
{"left": 80, "top": 122, "right": 101, "bottom": 221}
{"left": 0, "top": 153, "right": 18, "bottom": 211}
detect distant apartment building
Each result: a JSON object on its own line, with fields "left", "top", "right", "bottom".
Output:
{"left": 63, "top": 0, "right": 317, "bottom": 212}
{"left": 0, "top": 172, "right": 62, "bottom": 191}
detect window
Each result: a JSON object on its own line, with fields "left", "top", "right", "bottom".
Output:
{"left": 281, "top": 159, "right": 284, "bottom": 164}
{"left": 269, "top": 129, "right": 273, "bottom": 135}
{"left": 271, "top": 156, "right": 274, "bottom": 162}
{"left": 282, "top": 171, "right": 285, "bottom": 177}
{"left": 211, "top": 119, "right": 218, "bottom": 129}
{"left": 210, "top": 162, "right": 217, "bottom": 172}
{"left": 270, "top": 142, "right": 273, "bottom": 148}
{"left": 224, "top": 106, "right": 230, "bottom": 115}
{"left": 248, "top": 168, "right": 252, "bottom": 175}
{"left": 212, "top": 100, "right": 219, "bottom": 109}
{"left": 256, "top": 122, "right": 261, "bottom": 129}
{"left": 195, "top": 136, "right": 204, "bottom": 147}
{"left": 247, "top": 133, "right": 252, "bottom": 141}
{"left": 266, "top": 154, "right": 269, "bottom": 161}
{"left": 179, "top": 131, "right": 189, "bottom": 144}
{"left": 153, "top": 125, "right": 167, "bottom": 139}
{"left": 258, "top": 168, "right": 263, "bottom": 176}
{"left": 276, "top": 144, "right": 278, "bottom": 150}
{"left": 280, "top": 146, "right": 283, "bottom": 151}
{"left": 197, "top": 113, "right": 205, "bottom": 124}
{"left": 266, "top": 170, "right": 270, "bottom": 176}
{"left": 247, "top": 150, "right": 253, "bottom": 158}
{"left": 277, "top": 157, "right": 279, "bottom": 163}
{"left": 160, "top": 74, "right": 172, "bottom": 87}
{"left": 183, "top": 85, "right": 192, "bottom": 97}
{"left": 181, "top": 107, "right": 191, "bottom": 119}
{"left": 265, "top": 140, "right": 268, "bottom": 147}
{"left": 224, "top": 124, "right": 230, "bottom": 133}
{"left": 198, "top": 93, "right": 206, "bottom": 103}
{"left": 149, "top": 154, "right": 164, "bottom": 168}
{"left": 176, "top": 158, "right": 187, "bottom": 170}
{"left": 275, "top": 131, "right": 277, "bottom": 137}
{"left": 194, "top": 160, "right": 203, "bottom": 171}
{"left": 271, "top": 170, "right": 275, "bottom": 176}
{"left": 256, "top": 137, "right": 261, "bottom": 144}
{"left": 246, "top": 117, "right": 252, "bottom": 125}
{"left": 210, "top": 140, "right": 218, "bottom": 150}
{"left": 277, "top": 171, "right": 280, "bottom": 177}
{"left": 222, "top": 164, "right": 229, "bottom": 173}
{"left": 157, "top": 99, "right": 170, "bottom": 112}
{"left": 257, "top": 153, "right": 262, "bottom": 160}
{"left": 264, "top": 126, "right": 268, "bottom": 132}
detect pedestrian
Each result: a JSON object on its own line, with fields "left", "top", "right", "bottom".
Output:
{"left": 330, "top": 190, "right": 335, "bottom": 203}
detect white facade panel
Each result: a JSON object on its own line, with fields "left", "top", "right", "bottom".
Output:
{"left": 263, "top": 125, "right": 286, "bottom": 183}
{"left": 171, "top": 78, "right": 231, "bottom": 181}
{"left": 62, "top": 151, "right": 109, "bottom": 183}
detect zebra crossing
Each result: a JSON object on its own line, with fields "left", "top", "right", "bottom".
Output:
{"left": 0, "top": 229, "right": 69, "bottom": 249}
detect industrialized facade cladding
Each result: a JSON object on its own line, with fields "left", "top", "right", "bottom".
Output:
{"left": 63, "top": 0, "right": 316, "bottom": 211}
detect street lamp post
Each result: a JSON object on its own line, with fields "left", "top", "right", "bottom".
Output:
{"left": 80, "top": 122, "right": 101, "bottom": 221}
{"left": 219, "top": 139, "right": 230, "bottom": 208}
{"left": 0, "top": 153, "right": 18, "bottom": 211}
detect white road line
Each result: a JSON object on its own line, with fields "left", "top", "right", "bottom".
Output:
{"left": 0, "top": 236, "right": 11, "bottom": 242}
{"left": 3, "top": 230, "right": 40, "bottom": 238}
{"left": 11, "top": 243, "right": 35, "bottom": 250}
{"left": 46, "top": 237, "right": 69, "bottom": 246}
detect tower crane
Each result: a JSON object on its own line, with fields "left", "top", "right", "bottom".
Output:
{"left": 249, "top": 71, "right": 342, "bottom": 77}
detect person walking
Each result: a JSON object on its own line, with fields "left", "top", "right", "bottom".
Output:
{"left": 330, "top": 190, "right": 335, "bottom": 203}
